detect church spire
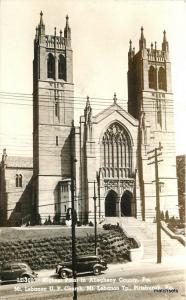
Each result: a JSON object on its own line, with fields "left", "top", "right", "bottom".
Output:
{"left": 162, "top": 30, "right": 169, "bottom": 52}
{"left": 139, "top": 26, "right": 146, "bottom": 50}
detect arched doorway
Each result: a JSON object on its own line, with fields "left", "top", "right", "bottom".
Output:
{"left": 121, "top": 191, "right": 133, "bottom": 216}
{"left": 105, "top": 190, "right": 117, "bottom": 217}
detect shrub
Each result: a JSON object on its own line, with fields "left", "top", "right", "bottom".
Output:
{"left": 160, "top": 211, "right": 165, "bottom": 221}
{"left": 0, "top": 225, "right": 136, "bottom": 269}
{"left": 165, "top": 210, "right": 169, "bottom": 222}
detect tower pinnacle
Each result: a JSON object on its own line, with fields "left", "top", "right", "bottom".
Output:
{"left": 128, "top": 40, "right": 135, "bottom": 62}
{"left": 162, "top": 30, "right": 169, "bottom": 52}
{"left": 84, "top": 96, "right": 92, "bottom": 124}
{"left": 66, "top": 14, "right": 69, "bottom": 25}
{"left": 139, "top": 26, "right": 146, "bottom": 50}
{"left": 40, "top": 11, "right": 44, "bottom": 25}
{"left": 64, "top": 15, "right": 71, "bottom": 39}
{"left": 129, "top": 40, "right": 132, "bottom": 52}
{"left": 38, "top": 11, "right": 45, "bottom": 36}
{"left": 64, "top": 14, "right": 71, "bottom": 46}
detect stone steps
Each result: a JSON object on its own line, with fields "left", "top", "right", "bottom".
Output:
{"left": 102, "top": 217, "right": 185, "bottom": 259}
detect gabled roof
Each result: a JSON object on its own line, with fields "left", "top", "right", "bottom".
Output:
{"left": 93, "top": 102, "right": 138, "bottom": 127}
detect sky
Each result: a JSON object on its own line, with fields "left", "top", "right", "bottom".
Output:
{"left": 0, "top": 0, "right": 186, "bottom": 156}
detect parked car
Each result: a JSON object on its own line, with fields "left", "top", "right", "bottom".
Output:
{"left": 0, "top": 262, "right": 37, "bottom": 284}
{"left": 56, "top": 255, "right": 107, "bottom": 279}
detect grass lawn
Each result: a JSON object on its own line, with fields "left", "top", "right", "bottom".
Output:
{"left": 0, "top": 226, "right": 105, "bottom": 241}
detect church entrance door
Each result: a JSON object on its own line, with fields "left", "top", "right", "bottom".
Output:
{"left": 121, "top": 191, "right": 133, "bottom": 216}
{"left": 105, "top": 190, "right": 117, "bottom": 217}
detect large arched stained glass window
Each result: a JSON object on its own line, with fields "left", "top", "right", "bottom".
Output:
{"left": 101, "top": 123, "right": 132, "bottom": 178}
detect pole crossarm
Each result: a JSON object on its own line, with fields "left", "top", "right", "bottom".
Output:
{"left": 147, "top": 152, "right": 162, "bottom": 160}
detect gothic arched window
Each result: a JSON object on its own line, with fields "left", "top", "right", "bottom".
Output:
{"left": 148, "top": 66, "right": 156, "bottom": 89}
{"left": 19, "top": 174, "right": 22, "bottom": 187}
{"left": 101, "top": 123, "right": 132, "bottom": 178}
{"left": 16, "top": 174, "right": 19, "bottom": 187}
{"left": 158, "top": 67, "right": 166, "bottom": 91}
{"left": 58, "top": 54, "right": 66, "bottom": 80}
{"left": 47, "top": 53, "right": 55, "bottom": 79}
{"left": 16, "top": 174, "right": 22, "bottom": 187}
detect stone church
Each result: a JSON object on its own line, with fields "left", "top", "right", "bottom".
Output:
{"left": 0, "top": 12, "right": 179, "bottom": 226}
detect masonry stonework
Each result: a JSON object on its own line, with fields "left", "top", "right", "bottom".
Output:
{"left": 32, "top": 13, "right": 74, "bottom": 222}
{"left": 0, "top": 14, "right": 180, "bottom": 226}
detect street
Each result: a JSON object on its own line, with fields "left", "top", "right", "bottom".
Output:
{"left": 0, "top": 258, "right": 185, "bottom": 300}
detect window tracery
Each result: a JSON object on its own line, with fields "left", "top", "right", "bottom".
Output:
{"left": 101, "top": 123, "right": 132, "bottom": 178}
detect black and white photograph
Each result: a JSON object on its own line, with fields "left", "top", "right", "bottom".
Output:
{"left": 0, "top": 0, "right": 185, "bottom": 299}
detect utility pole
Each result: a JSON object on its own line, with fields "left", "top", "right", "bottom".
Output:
{"left": 147, "top": 143, "right": 163, "bottom": 263}
{"left": 71, "top": 122, "right": 77, "bottom": 300}
{"left": 93, "top": 181, "right": 97, "bottom": 255}
{"left": 71, "top": 154, "right": 77, "bottom": 300}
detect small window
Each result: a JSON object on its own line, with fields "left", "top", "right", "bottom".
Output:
{"left": 156, "top": 100, "right": 162, "bottom": 128}
{"left": 2, "top": 265, "right": 12, "bottom": 271}
{"left": 12, "top": 265, "right": 22, "bottom": 270}
{"left": 56, "top": 136, "right": 58, "bottom": 146}
{"left": 19, "top": 174, "right": 22, "bottom": 187}
{"left": 55, "top": 102, "right": 59, "bottom": 118}
{"left": 16, "top": 174, "right": 19, "bottom": 187}
{"left": 16, "top": 174, "right": 22, "bottom": 187}
{"left": 64, "top": 205, "right": 66, "bottom": 212}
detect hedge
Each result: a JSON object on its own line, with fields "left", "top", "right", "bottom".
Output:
{"left": 0, "top": 227, "right": 137, "bottom": 270}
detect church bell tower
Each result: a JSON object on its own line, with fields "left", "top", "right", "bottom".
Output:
{"left": 127, "top": 28, "right": 178, "bottom": 219}
{"left": 33, "top": 12, "right": 74, "bottom": 222}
